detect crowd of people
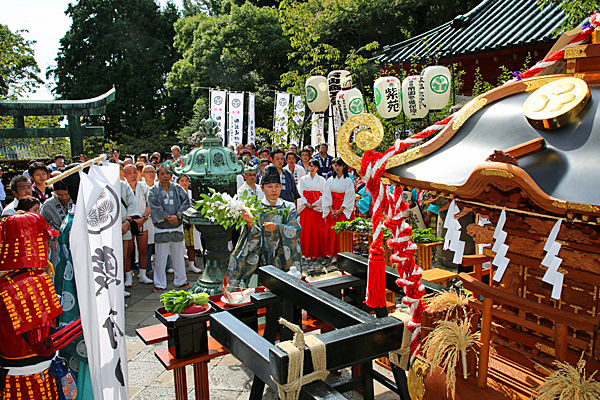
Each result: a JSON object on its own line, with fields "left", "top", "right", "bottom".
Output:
{"left": 0, "top": 141, "right": 438, "bottom": 293}
{"left": 234, "top": 142, "right": 357, "bottom": 266}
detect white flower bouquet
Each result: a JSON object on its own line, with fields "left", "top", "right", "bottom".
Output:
{"left": 194, "top": 188, "right": 264, "bottom": 230}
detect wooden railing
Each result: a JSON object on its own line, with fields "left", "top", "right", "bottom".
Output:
{"left": 459, "top": 273, "right": 600, "bottom": 389}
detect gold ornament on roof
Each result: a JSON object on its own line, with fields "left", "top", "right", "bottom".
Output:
{"left": 523, "top": 77, "right": 591, "bottom": 130}
{"left": 337, "top": 113, "right": 427, "bottom": 171}
{"left": 337, "top": 113, "right": 384, "bottom": 170}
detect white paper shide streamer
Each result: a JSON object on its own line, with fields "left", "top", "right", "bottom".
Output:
{"left": 443, "top": 200, "right": 465, "bottom": 264}
{"left": 247, "top": 92, "right": 256, "bottom": 144}
{"left": 227, "top": 92, "right": 244, "bottom": 146}
{"left": 541, "top": 220, "right": 565, "bottom": 300}
{"left": 491, "top": 210, "right": 511, "bottom": 282}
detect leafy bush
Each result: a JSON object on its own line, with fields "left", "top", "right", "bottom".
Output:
{"left": 334, "top": 217, "right": 443, "bottom": 243}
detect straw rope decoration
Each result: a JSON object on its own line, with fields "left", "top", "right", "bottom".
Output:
{"left": 271, "top": 318, "right": 329, "bottom": 400}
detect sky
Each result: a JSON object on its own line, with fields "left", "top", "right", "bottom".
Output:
{"left": 2, "top": 0, "right": 183, "bottom": 101}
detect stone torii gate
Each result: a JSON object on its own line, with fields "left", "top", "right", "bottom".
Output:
{"left": 0, "top": 88, "right": 116, "bottom": 158}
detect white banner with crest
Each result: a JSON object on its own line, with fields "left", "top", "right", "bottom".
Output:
{"left": 273, "top": 92, "right": 290, "bottom": 143}
{"left": 71, "top": 164, "right": 128, "bottom": 400}
{"left": 228, "top": 92, "right": 244, "bottom": 146}
{"left": 210, "top": 89, "right": 227, "bottom": 143}
{"left": 247, "top": 92, "right": 256, "bottom": 145}
{"left": 290, "top": 95, "right": 304, "bottom": 145}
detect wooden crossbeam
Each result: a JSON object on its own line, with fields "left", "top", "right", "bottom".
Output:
{"left": 0, "top": 88, "right": 116, "bottom": 117}
{"left": 0, "top": 126, "right": 104, "bottom": 138}
{"left": 337, "top": 251, "right": 450, "bottom": 295}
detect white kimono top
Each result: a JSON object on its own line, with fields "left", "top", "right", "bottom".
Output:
{"left": 237, "top": 182, "right": 264, "bottom": 201}
{"left": 283, "top": 164, "right": 307, "bottom": 185}
{"left": 322, "top": 176, "right": 356, "bottom": 219}
{"left": 297, "top": 173, "right": 326, "bottom": 213}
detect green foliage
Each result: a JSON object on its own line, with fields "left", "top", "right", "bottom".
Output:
{"left": 333, "top": 216, "right": 374, "bottom": 234}
{"left": 0, "top": 116, "right": 63, "bottom": 160}
{"left": 411, "top": 228, "right": 443, "bottom": 244}
{"left": 0, "top": 25, "right": 43, "bottom": 99}
{"left": 334, "top": 217, "right": 443, "bottom": 242}
{"left": 48, "top": 0, "right": 191, "bottom": 148}
{"left": 169, "top": 2, "right": 291, "bottom": 135}
{"left": 471, "top": 67, "right": 494, "bottom": 97}
{"left": 182, "top": 0, "right": 222, "bottom": 17}
{"left": 539, "top": 0, "right": 598, "bottom": 32}
{"left": 473, "top": 53, "right": 532, "bottom": 97}
{"left": 254, "top": 127, "right": 274, "bottom": 147}
{"left": 160, "top": 290, "right": 210, "bottom": 313}
{"left": 400, "top": 0, "right": 484, "bottom": 36}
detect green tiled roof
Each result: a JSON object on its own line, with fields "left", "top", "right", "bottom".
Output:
{"left": 373, "top": 0, "right": 567, "bottom": 64}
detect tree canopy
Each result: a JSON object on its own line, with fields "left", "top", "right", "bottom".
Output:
{"left": 0, "top": 24, "right": 43, "bottom": 99}
{"left": 48, "top": 0, "right": 191, "bottom": 155}
{"left": 168, "top": 1, "right": 292, "bottom": 134}
{"left": 540, "top": 0, "right": 598, "bottom": 31}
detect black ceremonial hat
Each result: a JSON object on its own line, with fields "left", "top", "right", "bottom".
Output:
{"left": 261, "top": 165, "right": 281, "bottom": 185}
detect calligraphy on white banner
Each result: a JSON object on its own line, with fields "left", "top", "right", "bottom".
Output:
{"left": 210, "top": 89, "right": 227, "bottom": 142}
{"left": 311, "top": 112, "right": 325, "bottom": 147}
{"left": 71, "top": 164, "right": 128, "bottom": 400}
{"left": 274, "top": 92, "right": 290, "bottom": 141}
{"left": 247, "top": 92, "right": 256, "bottom": 145}
{"left": 228, "top": 92, "right": 244, "bottom": 146}
{"left": 290, "top": 95, "right": 304, "bottom": 145}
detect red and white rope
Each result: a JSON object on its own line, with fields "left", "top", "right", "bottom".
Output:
{"left": 359, "top": 114, "right": 455, "bottom": 355}
{"left": 508, "top": 13, "right": 600, "bottom": 82}
{"left": 384, "top": 186, "right": 424, "bottom": 361}
{"left": 359, "top": 11, "right": 600, "bottom": 360}
{"left": 361, "top": 112, "right": 454, "bottom": 308}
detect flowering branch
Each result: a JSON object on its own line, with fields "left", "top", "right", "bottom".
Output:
{"left": 194, "top": 188, "right": 265, "bottom": 230}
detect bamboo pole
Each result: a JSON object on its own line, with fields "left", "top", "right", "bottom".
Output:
{"left": 43, "top": 155, "right": 107, "bottom": 187}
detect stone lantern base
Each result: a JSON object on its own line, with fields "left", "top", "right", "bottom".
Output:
{"left": 183, "top": 207, "right": 233, "bottom": 295}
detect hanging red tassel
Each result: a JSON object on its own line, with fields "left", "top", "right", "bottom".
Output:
{"left": 365, "top": 250, "right": 386, "bottom": 308}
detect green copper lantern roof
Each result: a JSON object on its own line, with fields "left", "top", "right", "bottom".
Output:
{"left": 166, "top": 116, "right": 243, "bottom": 197}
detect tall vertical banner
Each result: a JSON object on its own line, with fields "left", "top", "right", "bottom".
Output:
{"left": 228, "top": 92, "right": 244, "bottom": 146}
{"left": 71, "top": 164, "right": 128, "bottom": 400}
{"left": 291, "top": 95, "right": 304, "bottom": 145}
{"left": 210, "top": 89, "right": 227, "bottom": 143}
{"left": 273, "top": 92, "right": 290, "bottom": 142}
{"left": 327, "top": 104, "right": 336, "bottom": 156}
{"left": 311, "top": 112, "right": 325, "bottom": 147}
{"left": 247, "top": 92, "right": 256, "bottom": 145}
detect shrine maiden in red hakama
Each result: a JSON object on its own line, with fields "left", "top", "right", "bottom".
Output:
{"left": 298, "top": 160, "right": 327, "bottom": 259}
{"left": 322, "top": 158, "right": 356, "bottom": 260}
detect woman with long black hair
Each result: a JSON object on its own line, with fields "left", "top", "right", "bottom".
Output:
{"left": 322, "top": 157, "right": 356, "bottom": 262}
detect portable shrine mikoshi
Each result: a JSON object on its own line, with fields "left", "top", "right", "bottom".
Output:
{"left": 334, "top": 17, "right": 600, "bottom": 400}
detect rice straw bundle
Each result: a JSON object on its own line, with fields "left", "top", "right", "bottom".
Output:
{"left": 532, "top": 354, "right": 600, "bottom": 400}
{"left": 422, "top": 318, "right": 481, "bottom": 400}
{"left": 424, "top": 290, "right": 471, "bottom": 319}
